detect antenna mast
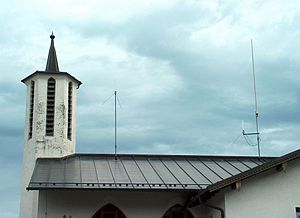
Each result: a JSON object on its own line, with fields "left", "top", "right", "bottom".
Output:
{"left": 114, "top": 90, "right": 117, "bottom": 160}
{"left": 243, "top": 39, "right": 261, "bottom": 157}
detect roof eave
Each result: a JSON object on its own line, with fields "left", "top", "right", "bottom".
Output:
{"left": 200, "top": 148, "right": 300, "bottom": 200}
{"left": 26, "top": 186, "right": 200, "bottom": 193}
{"left": 21, "top": 71, "right": 82, "bottom": 88}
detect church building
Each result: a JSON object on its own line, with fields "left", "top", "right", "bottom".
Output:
{"left": 20, "top": 34, "right": 300, "bottom": 218}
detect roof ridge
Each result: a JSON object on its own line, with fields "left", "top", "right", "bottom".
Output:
{"left": 35, "top": 152, "right": 277, "bottom": 161}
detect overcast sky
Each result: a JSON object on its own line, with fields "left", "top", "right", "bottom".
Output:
{"left": 1, "top": 0, "right": 300, "bottom": 217}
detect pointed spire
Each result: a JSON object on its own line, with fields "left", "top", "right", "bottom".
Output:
{"left": 45, "top": 32, "right": 59, "bottom": 72}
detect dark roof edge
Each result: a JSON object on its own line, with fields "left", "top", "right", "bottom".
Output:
{"left": 21, "top": 71, "right": 82, "bottom": 87}
{"left": 202, "top": 148, "right": 300, "bottom": 196}
{"left": 26, "top": 186, "right": 199, "bottom": 193}
{"left": 35, "top": 152, "right": 276, "bottom": 161}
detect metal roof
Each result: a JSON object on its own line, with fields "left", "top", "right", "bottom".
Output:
{"left": 181, "top": 148, "right": 300, "bottom": 205}
{"left": 45, "top": 33, "right": 59, "bottom": 72}
{"left": 28, "top": 154, "right": 273, "bottom": 191}
{"left": 203, "top": 148, "right": 300, "bottom": 194}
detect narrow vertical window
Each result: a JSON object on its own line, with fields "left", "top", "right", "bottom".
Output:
{"left": 67, "top": 82, "right": 72, "bottom": 140}
{"left": 28, "top": 81, "right": 35, "bottom": 139}
{"left": 46, "top": 78, "right": 55, "bottom": 136}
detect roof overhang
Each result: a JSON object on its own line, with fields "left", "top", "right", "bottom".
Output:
{"left": 21, "top": 71, "right": 82, "bottom": 88}
{"left": 26, "top": 153, "right": 272, "bottom": 192}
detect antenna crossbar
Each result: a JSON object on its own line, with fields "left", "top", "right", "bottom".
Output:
{"left": 242, "top": 131, "right": 259, "bottom": 136}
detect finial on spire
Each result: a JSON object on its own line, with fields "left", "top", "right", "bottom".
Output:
{"left": 46, "top": 32, "right": 59, "bottom": 72}
{"left": 50, "top": 31, "right": 55, "bottom": 40}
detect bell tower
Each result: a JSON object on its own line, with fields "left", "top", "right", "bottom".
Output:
{"left": 19, "top": 33, "right": 82, "bottom": 218}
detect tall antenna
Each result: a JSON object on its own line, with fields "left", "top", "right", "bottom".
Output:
{"left": 102, "top": 91, "right": 120, "bottom": 160}
{"left": 114, "top": 90, "right": 117, "bottom": 160}
{"left": 242, "top": 39, "right": 261, "bottom": 157}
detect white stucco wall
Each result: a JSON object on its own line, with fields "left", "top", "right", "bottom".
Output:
{"left": 20, "top": 73, "right": 80, "bottom": 218}
{"left": 206, "top": 193, "right": 225, "bottom": 218}
{"left": 30, "top": 74, "right": 78, "bottom": 157}
{"left": 224, "top": 158, "right": 300, "bottom": 218}
{"left": 20, "top": 79, "right": 38, "bottom": 218}
{"left": 37, "top": 190, "right": 204, "bottom": 218}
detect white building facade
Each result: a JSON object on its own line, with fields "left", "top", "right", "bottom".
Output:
{"left": 20, "top": 34, "right": 300, "bottom": 218}
{"left": 223, "top": 157, "right": 300, "bottom": 218}
{"left": 205, "top": 151, "right": 300, "bottom": 218}
{"left": 37, "top": 190, "right": 204, "bottom": 218}
{"left": 30, "top": 154, "right": 300, "bottom": 218}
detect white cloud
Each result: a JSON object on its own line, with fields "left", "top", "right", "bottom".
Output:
{"left": 261, "top": 127, "right": 284, "bottom": 134}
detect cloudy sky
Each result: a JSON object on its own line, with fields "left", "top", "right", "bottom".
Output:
{"left": 1, "top": 0, "right": 300, "bottom": 217}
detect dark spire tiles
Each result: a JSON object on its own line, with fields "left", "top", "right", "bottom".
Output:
{"left": 45, "top": 32, "right": 59, "bottom": 72}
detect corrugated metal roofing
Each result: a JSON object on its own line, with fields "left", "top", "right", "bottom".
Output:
{"left": 28, "top": 154, "right": 273, "bottom": 191}
{"left": 204, "top": 148, "right": 300, "bottom": 193}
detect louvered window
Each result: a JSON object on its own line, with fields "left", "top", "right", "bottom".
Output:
{"left": 46, "top": 78, "right": 55, "bottom": 136}
{"left": 67, "top": 82, "right": 72, "bottom": 140}
{"left": 28, "top": 81, "right": 35, "bottom": 139}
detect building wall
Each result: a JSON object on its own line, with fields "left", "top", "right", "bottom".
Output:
{"left": 224, "top": 158, "right": 300, "bottom": 218}
{"left": 32, "top": 158, "right": 300, "bottom": 218}
{"left": 206, "top": 193, "right": 225, "bottom": 218}
{"left": 30, "top": 74, "right": 78, "bottom": 157}
{"left": 20, "top": 73, "right": 79, "bottom": 218}
{"left": 37, "top": 190, "right": 205, "bottom": 218}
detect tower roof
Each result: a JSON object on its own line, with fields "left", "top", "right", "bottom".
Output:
{"left": 45, "top": 32, "right": 59, "bottom": 72}
{"left": 21, "top": 33, "right": 82, "bottom": 88}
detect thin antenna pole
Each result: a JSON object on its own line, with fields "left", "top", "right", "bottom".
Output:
{"left": 251, "top": 39, "right": 258, "bottom": 114}
{"left": 251, "top": 39, "right": 260, "bottom": 157}
{"left": 114, "top": 90, "right": 117, "bottom": 160}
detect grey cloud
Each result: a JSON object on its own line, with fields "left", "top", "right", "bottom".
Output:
{"left": 1, "top": 1, "right": 300, "bottom": 217}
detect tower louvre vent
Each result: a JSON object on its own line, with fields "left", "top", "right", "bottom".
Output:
{"left": 46, "top": 78, "right": 55, "bottom": 136}
{"left": 28, "top": 81, "right": 35, "bottom": 139}
{"left": 67, "top": 82, "right": 73, "bottom": 140}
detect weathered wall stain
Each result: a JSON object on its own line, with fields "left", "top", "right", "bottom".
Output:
{"left": 57, "top": 103, "right": 66, "bottom": 139}
{"left": 37, "top": 102, "right": 44, "bottom": 114}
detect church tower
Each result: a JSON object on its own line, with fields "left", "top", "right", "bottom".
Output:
{"left": 19, "top": 33, "right": 82, "bottom": 218}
